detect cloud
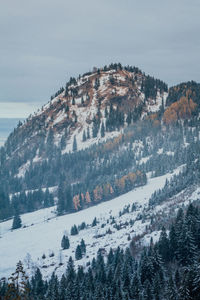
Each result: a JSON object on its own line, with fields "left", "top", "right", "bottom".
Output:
{"left": 0, "top": 102, "right": 41, "bottom": 118}
{"left": 0, "top": 0, "right": 200, "bottom": 116}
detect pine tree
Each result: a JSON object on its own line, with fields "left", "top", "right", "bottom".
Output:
{"left": 12, "top": 214, "right": 22, "bottom": 230}
{"left": 6, "top": 261, "right": 29, "bottom": 299}
{"left": 65, "top": 185, "right": 72, "bottom": 212}
{"left": 158, "top": 226, "right": 170, "bottom": 262}
{"left": 80, "top": 239, "right": 86, "bottom": 255}
{"left": 57, "top": 180, "right": 65, "bottom": 215}
{"left": 75, "top": 245, "right": 82, "bottom": 260}
{"left": 61, "top": 235, "right": 70, "bottom": 250}
{"left": 166, "top": 275, "right": 178, "bottom": 300}
{"left": 82, "top": 130, "right": 86, "bottom": 142}
{"left": 34, "top": 268, "right": 45, "bottom": 297}
{"left": 87, "top": 127, "right": 90, "bottom": 139}
{"left": 169, "top": 224, "right": 178, "bottom": 260}
{"left": 73, "top": 135, "right": 77, "bottom": 151}
{"left": 92, "top": 217, "right": 97, "bottom": 227}
{"left": 59, "top": 274, "right": 67, "bottom": 300}
{"left": 66, "top": 256, "right": 75, "bottom": 282}
{"left": 177, "top": 222, "right": 197, "bottom": 266}
{"left": 101, "top": 122, "right": 105, "bottom": 137}
{"left": 71, "top": 225, "right": 78, "bottom": 235}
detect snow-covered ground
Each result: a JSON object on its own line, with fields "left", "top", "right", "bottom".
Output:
{"left": 0, "top": 170, "right": 179, "bottom": 280}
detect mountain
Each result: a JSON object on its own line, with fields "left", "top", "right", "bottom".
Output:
{"left": 1, "top": 64, "right": 200, "bottom": 221}
{"left": 0, "top": 63, "right": 168, "bottom": 218}
{"left": 1, "top": 64, "right": 200, "bottom": 299}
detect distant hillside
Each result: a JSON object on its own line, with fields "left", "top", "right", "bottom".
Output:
{"left": 0, "top": 118, "right": 23, "bottom": 146}
{"left": 0, "top": 63, "right": 200, "bottom": 221}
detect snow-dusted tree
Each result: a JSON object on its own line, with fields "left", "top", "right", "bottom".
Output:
{"left": 24, "top": 253, "right": 32, "bottom": 269}
{"left": 61, "top": 235, "right": 70, "bottom": 250}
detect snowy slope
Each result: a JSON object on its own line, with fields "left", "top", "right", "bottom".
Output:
{"left": 0, "top": 169, "right": 181, "bottom": 280}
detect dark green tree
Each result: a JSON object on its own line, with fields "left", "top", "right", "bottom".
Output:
{"left": 73, "top": 135, "right": 77, "bottom": 152}
{"left": 12, "top": 214, "right": 22, "bottom": 230}
{"left": 75, "top": 245, "right": 82, "bottom": 260}
{"left": 80, "top": 239, "right": 86, "bottom": 255}
{"left": 61, "top": 235, "right": 70, "bottom": 250}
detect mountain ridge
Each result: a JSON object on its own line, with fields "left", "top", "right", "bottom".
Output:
{"left": 0, "top": 63, "right": 200, "bottom": 221}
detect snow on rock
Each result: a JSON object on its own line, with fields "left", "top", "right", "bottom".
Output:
{"left": 53, "top": 109, "right": 66, "bottom": 125}
{"left": 16, "top": 160, "right": 30, "bottom": 178}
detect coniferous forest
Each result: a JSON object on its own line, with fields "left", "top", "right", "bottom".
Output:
{"left": 1, "top": 203, "right": 200, "bottom": 299}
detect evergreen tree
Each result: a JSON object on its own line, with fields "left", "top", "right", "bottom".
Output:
{"left": 101, "top": 122, "right": 105, "bottom": 137}
{"left": 71, "top": 225, "right": 78, "bottom": 235}
{"left": 82, "top": 130, "right": 86, "bottom": 142}
{"left": 61, "top": 235, "right": 70, "bottom": 250}
{"left": 57, "top": 180, "right": 65, "bottom": 215}
{"left": 80, "top": 239, "right": 86, "bottom": 255}
{"left": 75, "top": 245, "right": 82, "bottom": 260}
{"left": 12, "top": 213, "right": 22, "bottom": 230}
{"left": 87, "top": 127, "right": 90, "bottom": 139}
{"left": 73, "top": 135, "right": 77, "bottom": 152}
{"left": 92, "top": 217, "right": 97, "bottom": 227}
{"left": 158, "top": 226, "right": 170, "bottom": 262}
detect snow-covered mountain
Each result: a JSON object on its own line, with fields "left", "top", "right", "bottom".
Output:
{"left": 1, "top": 64, "right": 200, "bottom": 285}
{"left": 4, "top": 64, "right": 167, "bottom": 167}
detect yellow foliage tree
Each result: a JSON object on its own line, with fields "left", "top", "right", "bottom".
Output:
{"left": 73, "top": 194, "right": 81, "bottom": 210}
{"left": 163, "top": 96, "right": 197, "bottom": 125}
{"left": 85, "top": 191, "right": 91, "bottom": 203}
{"left": 93, "top": 186, "right": 103, "bottom": 202}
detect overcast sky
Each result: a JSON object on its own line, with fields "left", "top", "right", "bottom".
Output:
{"left": 0, "top": 0, "right": 200, "bottom": 118}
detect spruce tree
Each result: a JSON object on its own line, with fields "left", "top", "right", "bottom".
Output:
{"left": 61, "top": 235, "right": 70, "bottom": 250}
{"left": 75, "top": 245, "right": 82, "bottom": 260}
{"left": 12, "top": 214, "right": 22, "bottom": 230}
{"left": 92, "top": 217, "right": 97, "bottom": 227}
{"left": 73, "top": 135, "right": 77, "bottom": 152}
{"left": 101, "top": 122, "right": 105, "bottom": 137}
{"left": 80, "top": 239, "right": 86, "bottom": 255}
{"left": 57, "top": 180, "right": 65, "bottom": 215}
{"left": 87, "top": 127, "right": 90, "bottom": 139}
{"left": 82, "top": 130, "right": 86, "bottom": 142}
{"left": 158, "top": 226, "right": 170, "bottom": 262}
{"left": 71, "top": 225, "right": 78, "bottom": 235}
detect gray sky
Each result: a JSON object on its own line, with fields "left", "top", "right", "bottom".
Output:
{"left": 0, "top": 0, "right": 200, "bottom": 117}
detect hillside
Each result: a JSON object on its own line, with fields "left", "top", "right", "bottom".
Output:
{"left": 0, "top": 64, "right": 199, "bottom": 217}
{"left": 0, "top": 63, "right": 168, "bottom": 219}
{"left": 0, "top": 167, "right": 183, "bottom": 280}
{"left": 1, "top": 64, "right": 200, "bottom": 221}
{"left": 1, "top": 64, "right": 200, "bottom": 299}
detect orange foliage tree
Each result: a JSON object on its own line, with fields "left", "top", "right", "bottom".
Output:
{"left": 85, "top": 191, "right": 91, "bottom": 203}
{"left": 163, "top": 96, "right": 197, "bottom": 125}
{"left": 93, "top": 186, "right": 103, "bottom": 202}
{"left": 73, "top": 194, "right": 81, "bottom": 210}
